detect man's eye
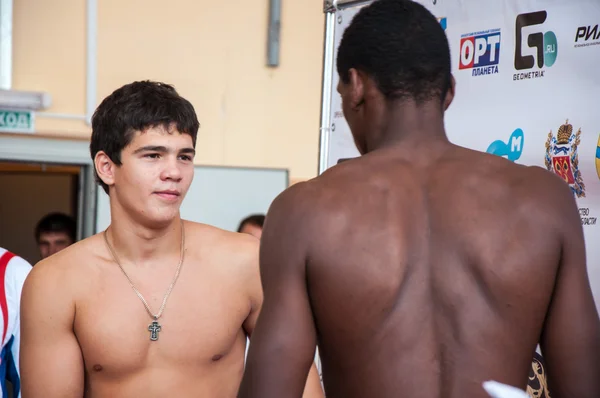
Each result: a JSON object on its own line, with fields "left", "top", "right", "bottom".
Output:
{"left": 145, "top": 153, "right": 160, "bottom": 159}
{"left": 179, "top": 155, "right": 192, "bottom": 161}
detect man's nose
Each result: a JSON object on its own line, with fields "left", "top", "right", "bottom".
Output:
{"left": 161, "top": 157, "right": 183, "bottom": 181}
{"left": 49, "top": 243, "right": 59, "bottom": 255}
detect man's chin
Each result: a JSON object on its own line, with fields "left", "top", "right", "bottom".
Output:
{"left": 141, "top": 208, "right": 182, "bottom": 230}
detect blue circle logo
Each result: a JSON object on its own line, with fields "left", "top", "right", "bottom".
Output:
{"left": 486, "top": 129, "right": 524, "bottom": 162}
{"left": 543, "top": 31, "right": 558, "bottom": 67}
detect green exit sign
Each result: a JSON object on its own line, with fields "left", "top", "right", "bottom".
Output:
{"left": 0, "top": 109, "right": 34, "bottom": 133}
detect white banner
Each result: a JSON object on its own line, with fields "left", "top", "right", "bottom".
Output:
{"left": 320, "top": 0, "right": 600, "bottom": 314}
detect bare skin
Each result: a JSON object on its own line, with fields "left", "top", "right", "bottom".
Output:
{"left": 22, "top": 222, "right": 259, "bottom": 397}
{"left": 239, "top": 72, "right": 600, "bottom": 397}
{"left": 239, "top": 224, "right": 263, "bottom": 240}
{"left": 20, "top": 127, "right": 323, "bottom": 398}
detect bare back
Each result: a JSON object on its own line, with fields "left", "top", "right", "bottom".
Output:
{"left": 302, "top": 146, "right": 599, "bottom": 397}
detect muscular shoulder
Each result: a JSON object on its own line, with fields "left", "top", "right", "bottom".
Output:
{"left": 504, "top": 164, "right": 574, "bottom": 208}
{"left": 261, "top": 180, "right": 341, "bottom": 263}
{"left": 468, "top": 156, "right": 579, "bottom": 239}
{"left": 184, "top": 220, "right": 259, "bottom": 277}
{"left": 183, "top": 221, "right": 261, "bottom": 309}
{"left": 455, "top": 149, "right": 572, "bottom": 212}
{"left": 515, "top": 165, "right": 580, "bottom": 223}
{"left": 267, "top": 181, "right": 320, "bottom": 232}
{"left": 516, "top": 164, "right": 571, "bottom": 192}
{"left": 25, "top": 235, "right": 102, "bottom": 301}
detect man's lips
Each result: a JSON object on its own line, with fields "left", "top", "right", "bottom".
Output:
{"left": 154, "top": 190, "right": 181, "bottom": 200}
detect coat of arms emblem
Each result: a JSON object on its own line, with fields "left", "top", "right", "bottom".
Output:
{"left": 544, "top": 120, "right": 585, "bottom": 198}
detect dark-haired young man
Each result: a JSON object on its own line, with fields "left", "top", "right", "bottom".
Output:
{"left": 237, "top": 214, "right": 265, "bottom": 240}
{"left": 34, "top": 212, "right": 76, "bottom": 259}
{"left": 20, "top": 81, "right": 323, "bottom": 398}
{"left": 238, "top": 1, "right": 600, "bottom": 397}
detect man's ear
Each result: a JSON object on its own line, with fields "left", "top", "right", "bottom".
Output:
{"left": 443, "top": 74, "right": 456, "bottom": 111}
{"left": 94, "top": 151, "right": 117, "bottom": 189}
{"left": 348, "top": 68, "right": 366, "bottom": 111}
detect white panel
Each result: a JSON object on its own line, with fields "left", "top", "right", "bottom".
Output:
{"left": 323, "top": 3, "right": 366, "bottom": 169}
{"left": 0, "top": 134, "right": 92, "bottom": 165}
{"left": 95, "top": 166, "right": 288, "bottom": 233}
{"left": 95, "top": 188, "right": 110, "bottom": 233}
{"left": 0, "top": 0, "right": 12, "bottom": 90}
{"left": 322, "top": 0, "right": 447, "bottom": 168}
{"left": 180, "top": 166, "right": 287, "bottom": 231}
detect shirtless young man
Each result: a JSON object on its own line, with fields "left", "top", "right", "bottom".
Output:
{"left": 20, "top": 81, "right": 323, "bottom": 398}
{"left": 238, "top": 1, "right": 600, "bottom": 397}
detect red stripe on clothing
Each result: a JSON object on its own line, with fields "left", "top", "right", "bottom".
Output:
{"left": 0, "top": 251, "right": 16, "bottom": 344}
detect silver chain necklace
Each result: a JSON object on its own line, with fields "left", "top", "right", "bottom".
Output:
{"left": 103, "top": 221, "right": 185, "bottom": 341}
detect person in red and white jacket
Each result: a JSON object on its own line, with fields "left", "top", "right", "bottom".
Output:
{"left": 0, "top": 248, "right": 32, "bottom": 398}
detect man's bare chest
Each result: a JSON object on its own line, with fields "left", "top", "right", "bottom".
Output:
{"left": 73, "top": 269, "right": 250, "bottom": 374}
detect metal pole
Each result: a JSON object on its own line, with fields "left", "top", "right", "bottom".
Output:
{"left": 267, "top": 0, "right": 281, "bottom": 67}
{"left": 86, "top": 0, "right": 98, "bottom": 125}
{"left": 81, "top": 165, "right": 98, "bottom": 238}
{"left": 317, "top": 11, "right": 337, "bottom": 175}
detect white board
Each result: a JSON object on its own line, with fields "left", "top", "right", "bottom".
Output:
{"left": 95, "top": 166, "right": 288, "bottom": 233}
{"left": 319, "top": 0, "right": 600, "bottom": 315}
{"left": 324, "top": 3, "right": 366, "bottom": 169}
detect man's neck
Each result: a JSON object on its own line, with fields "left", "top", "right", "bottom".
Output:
{"left": 365, "top": 99, "right": 450, "bottom": 154}
{"left": 106, "top": 202, "right": 183, "bottom": 266}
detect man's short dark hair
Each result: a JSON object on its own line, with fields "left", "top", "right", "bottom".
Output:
{"left": 237, "top": 214, "right": 266, "bottom": 233}
{"left": 90, "top": 80, "right": 200, "bottom": 194}
{"left": 35, "top": 213, "right": 76, "bottom": 242}
{"left": 337, "top": 0, "right": 451, "bottom": 103}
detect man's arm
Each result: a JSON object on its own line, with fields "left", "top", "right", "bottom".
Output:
{"left": 239, "top": 186, "right": 323, "bottom": 398}
{"left": 20, "top": 261, "right": 84, "bottom": 397}
{"left": 302, "top": 364, "right": 325, "bottom": 398}
{"left": 539, "top": 176, "right": 600, "bottom": 398}
{"left": 242, "top": 278, "right": 323, "bottom": 398}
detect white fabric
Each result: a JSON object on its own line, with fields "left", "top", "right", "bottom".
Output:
{"left": 483, "top": 381, "right": 530, "bottom": 398}
{"left": 0, "top": 248, "right": 33, "bottom": 398}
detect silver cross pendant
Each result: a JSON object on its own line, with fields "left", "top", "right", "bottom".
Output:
{"left": 148, "top": 320, "right": 162, "bottom": 341}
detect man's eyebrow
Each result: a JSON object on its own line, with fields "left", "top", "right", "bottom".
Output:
{"left": 179, "top": 147, "right": 196, "bottom": 155}
{"left": 132, "top": 145, "right": 168, "bottom": 154}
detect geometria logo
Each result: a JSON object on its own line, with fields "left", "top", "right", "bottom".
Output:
{"left": 514, "top": 11, "right": 558, "bottom": 81}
